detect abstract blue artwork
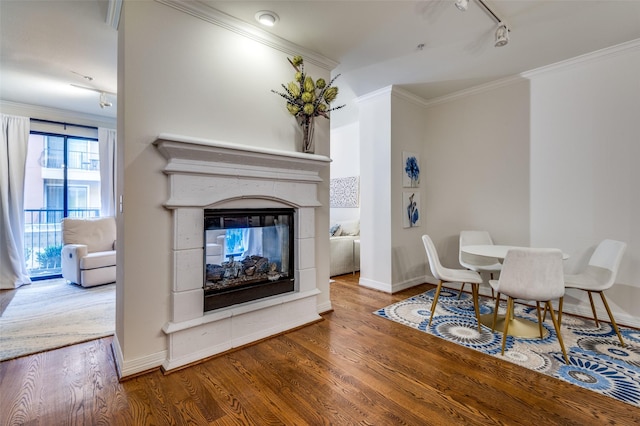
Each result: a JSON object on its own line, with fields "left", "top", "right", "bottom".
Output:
{"left": 403, "top": 152, "right": 420, "bottom": 188}
{"left": 403, "top": 192, "right": 421, "bottom": 228}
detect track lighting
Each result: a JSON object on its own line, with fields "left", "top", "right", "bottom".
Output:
{"left": 99, "top": 92, "right": 112, "bottom": 109}
{"left": 455, "top": 0, "right": 511, "bottom": 47}
{"left": 455, "top": 0, "right": 469, "bottom": 12}
{"left": 71, "top": 84, "right": 116, "bottom": 109}
{"left": 494, "top": 23, "right": 509, "bottom": 47}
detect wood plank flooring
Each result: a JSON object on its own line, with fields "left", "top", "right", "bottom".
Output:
{"left": 1, "top": 274, "right": 639, "bottom": 425}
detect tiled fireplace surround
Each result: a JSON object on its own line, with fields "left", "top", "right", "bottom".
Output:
{"left": 154, "top": 134, "right": 330, "bottom": 371}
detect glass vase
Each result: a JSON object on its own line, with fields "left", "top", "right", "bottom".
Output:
{"left": 299, "top": 116, "right": 315, "bottom": 154}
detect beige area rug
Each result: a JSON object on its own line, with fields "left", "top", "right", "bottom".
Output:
{"left": 0, "top": 279, "right": 115, "bottom": 361}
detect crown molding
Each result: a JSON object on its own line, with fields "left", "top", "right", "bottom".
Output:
{"left": 355, "top": 85, "right": 429, "bottom": 109}
{"left": 155, "top": 0, "right": 339, "bottom": 71}
{"left": 521, "top": 37, "right": 640, "bottom": 78}
{"left": 106, "top": 0, "right": 122, "bottom": 30}
{"left": 355, "top": 85, "right": 393, "bottom": 104}
{"left": 423, "top": 38, "right": 640, "bottom": 108}
{"left": 390, "top": 86, "right": 430, "bottom": 108}
{"left": 0, "top": 100, "right": 116, "bottom": 129}
{"left": 423, "top": 75, "right": 527, "bottom": 108}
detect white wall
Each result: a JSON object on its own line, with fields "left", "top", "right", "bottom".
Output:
{"left": 528, "top": 43, "right": 640, "bottom": 325}
{"left": 423, "top": 80, "right": 531, "bottom": 266}
{"left": 351, "top": 39, "right": 640, "bottom": 328}
{"left": 420, "top": 41, "right": 640, "bottom": 327}
{"left": 330, "top": 121, "right": 360, "bottom": 224}
{"left": 390, "top": 91, "right": 428, "bottom": 288}
{"left": 357, "top": 87, "right": 428, "bottom": 293}
{"left": 354, "top": 81, "right": 530, "bottom": 294}
{"left": 115, "top": 1, "right": 333, "bottom": 376}
{"left": 358, "top": 88, "right": 393, "bottom": 290}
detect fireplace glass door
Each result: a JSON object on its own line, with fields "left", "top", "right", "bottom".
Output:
{"left": 203, "top": 208, "right": 295, "bottom": 311}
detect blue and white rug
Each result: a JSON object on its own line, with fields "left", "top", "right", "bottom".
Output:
{"left": 374, "top": 287, "right": 640, "bottom": 407}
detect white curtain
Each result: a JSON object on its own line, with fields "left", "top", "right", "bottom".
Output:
{"left": 242, "top": 227, "right": 263, "bottom": 259}
{"left": 98, "top": 127, "right": 116, "bottom": 217}
{"left": 0, "top": 115, "right": 32, "bottom": 289}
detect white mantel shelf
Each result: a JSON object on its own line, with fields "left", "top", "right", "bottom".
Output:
{"left": 154, "top": 133, "right": 331, "bottom": 181}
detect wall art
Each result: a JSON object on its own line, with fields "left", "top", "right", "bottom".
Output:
{"left": 402, "top": 152, "right": 420, "bottom": 188}
{"left": 403, "top": 191, "right": 421, "bottom": 228}
{"left": 330, "top": 176, "right": 360, "bottom": 208}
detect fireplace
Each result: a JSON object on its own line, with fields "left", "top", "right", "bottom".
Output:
{"left": 204, "top": 208, "right": 295, "bottom": 311}
{"left": 154, "top": 134, "right": 330, "bottom": 372}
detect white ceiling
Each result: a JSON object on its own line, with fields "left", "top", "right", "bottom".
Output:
{"left": 2, "top": 1, "right": 640, "bottom": 120}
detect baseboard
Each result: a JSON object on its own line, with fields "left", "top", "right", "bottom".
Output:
{"left": 391, "top": 276, "right": 430, "bottom": 293}
{"left": 359, "top": 277, "right": 393, "bottom": 293}
{"left": 561, "top": 302, "right": 640, "bottom": 330}
{"left": 360, "top": 275, "right": 436, "bottom": 294}
{"left": 112, "top": 333, "right": 167, "bottom": 379}
{"left": 317, "top": 300, "right": 333, "bottom": 314}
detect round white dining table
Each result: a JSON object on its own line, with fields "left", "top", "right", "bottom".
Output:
{"left": 460, "top": 244, "right": 568, "bottom": 338}
{"left": 461, "top": 244, "right": 570, "bottom": 260}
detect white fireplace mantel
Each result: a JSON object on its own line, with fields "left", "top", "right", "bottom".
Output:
{"left": 154, "top": 134, "right": 329, "bottom": 372}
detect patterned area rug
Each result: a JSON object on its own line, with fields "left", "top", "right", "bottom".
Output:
{"left": 375, "top": 287, "right": 640, "bottom": 407}
{"left": 0, "top": 279, "right": 115, "bottom": 361}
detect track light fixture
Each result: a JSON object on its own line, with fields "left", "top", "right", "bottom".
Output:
{"left": 495, "top": 22, "right": 509, "bottom": 47}
{"left": 71, "top": 84, "right": 116, "bottom": 108}
{"left": 455, "top": 0, "right": 469, "bottom": 12}
{"left": 454, "top": 0, "right": 511, "bottom": 47}
{"left": 99, "top": 92, "right": 113, "bottom": 109}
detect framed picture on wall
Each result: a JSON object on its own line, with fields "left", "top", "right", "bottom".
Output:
{"left": 403, "top": 192, "right": 421, "bottom": 228}
{"left": 402, "top": 152, "right": 420, "bottom": 188}
{"left": 330, "top": 176, "right": 360, "bottom": 208}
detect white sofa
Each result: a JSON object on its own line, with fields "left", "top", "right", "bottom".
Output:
{"left": 61, "top": 217, "right": 116, "bottom": 287}
{"left": 330, "top": 220, "right": 360, "bottom": 277}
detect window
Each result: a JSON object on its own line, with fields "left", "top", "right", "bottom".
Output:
{"left": 24, "top": 126, "right": 101, "bottom": 279}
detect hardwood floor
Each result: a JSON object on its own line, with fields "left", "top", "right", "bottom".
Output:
{"left": 1, "top": 274, "right": 638, "bottom": 425}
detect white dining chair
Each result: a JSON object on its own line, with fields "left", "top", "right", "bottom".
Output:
{"left": 458, "top": 230, "right": 502, "bottom": 299}
{"left": 563, "top": 239, "right": 627, "bottom": 346}
{"left": 422, "top": 235, "right": 484, "bottom": 332}
{"left": 489, "top": 248, "right": 569, "bottom": 364}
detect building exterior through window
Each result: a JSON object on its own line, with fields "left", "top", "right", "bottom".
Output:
{"left": 23, "top": 122, "right": 101, "bottom": 280}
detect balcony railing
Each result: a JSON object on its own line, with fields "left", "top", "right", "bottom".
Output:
{"left": 43, "top": 148, "right": 100, "bottom": 170}
{"left": 24, "top": 208, "right": 100, "bottom": 278}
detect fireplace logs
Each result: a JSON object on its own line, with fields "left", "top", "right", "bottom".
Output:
{"left": 205, "top": 255, "right": 279, "bottom": 291}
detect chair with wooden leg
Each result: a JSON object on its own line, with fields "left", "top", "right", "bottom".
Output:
{"left": 563, "top": 239, "right": 627, "bottom": 346}
{"left": 489, "top": 248, "right": 569, "bottom": 365}
{"left": 422, "top": 235, "right": 484, "bottom": 332}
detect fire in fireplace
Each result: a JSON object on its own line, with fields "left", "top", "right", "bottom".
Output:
{"left": 203, "top": 208, "right": 295, "bottom": 311}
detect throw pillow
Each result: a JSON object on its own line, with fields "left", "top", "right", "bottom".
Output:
{"left": 340, "top": 220, "right": 360, "bottom": 236}
{"left": 330, "top": 224, "right": 342, "bottom": 237}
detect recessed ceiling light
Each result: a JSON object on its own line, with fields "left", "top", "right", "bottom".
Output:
{"left": 255, "top": 10, "right": 279, "bottom": 27}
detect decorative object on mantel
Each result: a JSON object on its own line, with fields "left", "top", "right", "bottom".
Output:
{"left": 272, "top": 56, "right": 345, "bottom": 154}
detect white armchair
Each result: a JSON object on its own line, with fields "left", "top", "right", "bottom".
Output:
{"left": 61, "top": 217, "right": 116, "bottom": 287}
